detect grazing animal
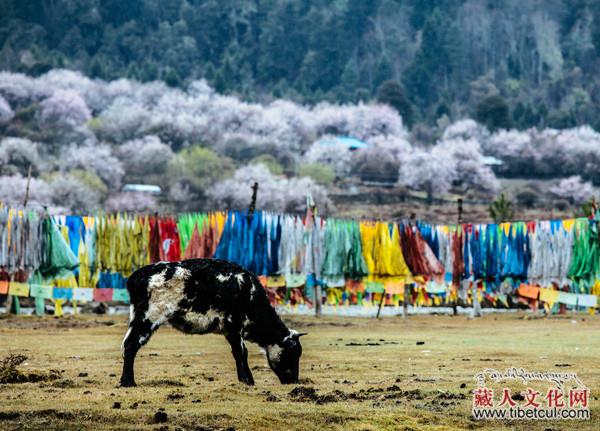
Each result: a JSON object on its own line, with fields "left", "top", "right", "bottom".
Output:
{"left": 119, "top": 258, "right": 305, "bottom": 387}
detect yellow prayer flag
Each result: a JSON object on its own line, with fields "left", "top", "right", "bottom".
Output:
{"left": 8, "top": 282, "right": 30, "bottom": 297}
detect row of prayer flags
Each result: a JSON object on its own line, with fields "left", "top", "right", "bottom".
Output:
{"left": 0, "top": 280, "right": 129, "bottom": 303}
{"left": 518, "top": 283, "right": 597, "bottom": 308}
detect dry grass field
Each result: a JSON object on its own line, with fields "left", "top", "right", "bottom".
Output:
{"left": 0, "top": 312, "right": 599, "bottom": 430}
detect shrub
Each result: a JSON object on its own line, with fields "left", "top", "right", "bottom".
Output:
{"left": 297, "top": 163, "right": 336, "bottom": 186}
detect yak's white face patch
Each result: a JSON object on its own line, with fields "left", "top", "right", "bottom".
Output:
{"left": 283, "top": 329, "right": 298, "bottom": 342}
{"left": 145, "top": 267, "right": 191, "bottom": 326}
{"left": 216, "top": 273, "right": 232, "bottom": 283}
{"left": 235, "top": 273, "right": 244, "bottom": 286}
{"left": 266, "top": 343, "right": 284, "bottom": 366}
{"left": 180, "top": 308, "right": 225, "bottom": 334}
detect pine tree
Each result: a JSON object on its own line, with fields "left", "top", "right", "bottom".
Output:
{"left": 164, "top": 67, "right": 182, "bottom": 88}
{"left": 377, "top": 80, "right": 415, "bottom": 127}
{"left": 475, "top": 95, "right": 512, "bottom": 131}
{"left": 489, "top": 194, "right": 515, "bottom": 222}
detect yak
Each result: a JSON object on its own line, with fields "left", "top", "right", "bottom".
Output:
{"left": 119, "top": 259, "right": 305, "bottom": 387}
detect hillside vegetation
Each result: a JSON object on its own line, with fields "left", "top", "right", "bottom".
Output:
{"left": 1, "top": 70, "right": 600, "bottom": 218}
{"left": 2, "top": 0, "right": 600, "bottom": 129}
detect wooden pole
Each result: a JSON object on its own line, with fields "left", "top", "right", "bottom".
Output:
{"left": 403, "top": 284, "right": 409, "bottom": 319}
{"left": 471, "top": 281, "right": 482, "bottom": 318}
{"left": 452, "top": 198, "right": 463, "bottom": 316}
{"left": 311, "top": 204, "right": 322, "bottom": 317}
{"left": 248, "top": 182, "right": 259, "bottom": 221}
{"left": 376, "top": 289, "right": 386, "bottom": 319}
{"left": 23, "top": 165, "right": 32, "bottom": 207}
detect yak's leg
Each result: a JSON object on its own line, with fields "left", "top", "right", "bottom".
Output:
{"left": 120, "top": 316, "right": 156, "bottom": 387}
{"left": 226, "top": 332, "right": 254, "bottom": 386}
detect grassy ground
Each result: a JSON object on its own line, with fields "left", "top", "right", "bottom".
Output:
{"left": 0, "top": 312, "right": 598, "bottom": 430}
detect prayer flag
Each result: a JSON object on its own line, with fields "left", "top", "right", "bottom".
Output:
{"left": 285, "top": 274, "right": 305, "bottom": 288}
{"left": 112, "top": 288, "right": 130, "bottom": 303}
{"left": 557, "top": 291, "right": 578, "bottom": 306}
{"left": 577, "top": 294, "right": 597, "bottom": 308}
{"left": 518, "top": 283, "right": 539, "bottom": 299}
{"left": 539, "top": 288, "right": 560, "bottom": 307}
{"left": 30, "top": 284, "right": 54, "bottom": 299}
{"left": 73, "top": 288, "right": 94, "bottom": 302}
{"left": 93, "top": 288, "right": 113, "bottom": 302}
{"left": 266, "top": 275, "right": 286, "bottom": 288}
{"left": 53, "top": 287, "right": 73, "bottom": 300}
{"left": 8, "top": 282, "right": 30, "bottom": 297}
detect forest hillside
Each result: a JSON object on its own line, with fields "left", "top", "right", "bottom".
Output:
{"left": 2, "top": 0, "right": 600, "bottom": 130}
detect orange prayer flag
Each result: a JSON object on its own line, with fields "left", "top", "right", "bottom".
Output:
{"left": 518, "top": 283, "right": 540, "bottom": 300}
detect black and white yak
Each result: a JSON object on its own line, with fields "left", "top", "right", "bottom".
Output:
{"left": 119, "top": 258, "right": 305, "bottom": 387}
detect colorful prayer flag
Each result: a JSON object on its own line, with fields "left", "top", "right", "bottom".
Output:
{"left": 30, "top": 284, "right": 54, "bottom": 299}
{"left": 8, "top": 282, "right": 30, "bottom": 297}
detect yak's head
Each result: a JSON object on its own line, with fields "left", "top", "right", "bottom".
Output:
{"left": 266, "top": 330, "right": 306, "bottom": 384}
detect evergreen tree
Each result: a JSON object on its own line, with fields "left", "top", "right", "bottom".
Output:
{"left": 126, "top": 63, "right": 140, "bottom": 80}
{"left": 475, "top": 95, "right": 512, "bottom": 131}
{"left": 140, "top": 61, "right": 158, "bottom": 82}
{"left": 164, "top": 67, "right": 182, "bottom": 88}
{"left": 377, "top": 80, "right": 414, "bottom": 127}
{"left": 340, "top": 58, "right": 360, "bottom": 101}
{"left": 489, "top": 194, "right": 515, "bottom": 222}
{"left": 373, "top": 55, "right": 393, "bottom": 90}
{"left": 592, "top": 2, "right": 600, "bottom": 56}
{"left": 403, "top": 9, "right": 451, "bottom": 110}
{"left": 89, "top": 58, "right": 105, "bottom": 79}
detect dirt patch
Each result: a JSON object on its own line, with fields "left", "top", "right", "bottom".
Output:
{"left": 167, "top": 392, "right": 185, "bottom": 401}
{"left": 0, "top": 412, "right": 20, "bottom": 420}
{"left": 0, "top": 354, "right": 61, "bottom": 384}
{"left": 345, "top": 342, "right": 381, "bottom": 346}
{"left": 288, "top": 386, "right": 349, "bottom": 404}
{"left": 288, "top": 385, "right": 444, "bottom": 405}
{"left": 349, "top": 385, "right": 424, "bottom": 401}
{"left": 282, "top": 318, "right": 354, "bottom": 328}
{"left": 418, "top": 391, "right": 468, "bottom": 412}
{"left": 48, "top": 378, "right": 76, "bottom": 388}
{"left": 150, "top": 411, "right": 168, "bottom": 424}
{"left": 435, "top": 391, "right": 467, "bottom": 400}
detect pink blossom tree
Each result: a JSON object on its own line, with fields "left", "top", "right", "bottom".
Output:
{"left": 60, "top": 144, "right": 124, "bottom": 190}
{"left": 549, "top": 176, "right": 594, "bottom": 205}
{"left": 436, "top": 137, "right": 499, "bottom": 193}
{"left": 0, "top": 137, "right": 44, "bottom": 176}
{"left": 207, "top": 164, "right": 333, "bottom": 213}
{"left": 398, "top": 149, "right": 455, "bottom": 201}
{"left": 49, "top": 174, "right": 101, "bottom": 213}
{"left": 39, "top": 89, "right": 92, "bottom": 128}
{"left": 0, "top": 174, "right": 52, "bottom": 207}
{"left": 105, "top": 192, "right": 158, "bottom": 213}
{"left": 302, "top": 138, "right": 355, "bottom": 179}
{"left": 0, "top": 95, "right": 13, "bottom": 123}
{"left": 118, "top": 135, "right": 174, "bottom": 180}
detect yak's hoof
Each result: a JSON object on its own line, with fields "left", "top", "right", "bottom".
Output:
{"left": 119, "top": 378, "right": 137, "bottom": 388}
{"left": 240, "top": 377, "right": 255, "bottom": 386}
